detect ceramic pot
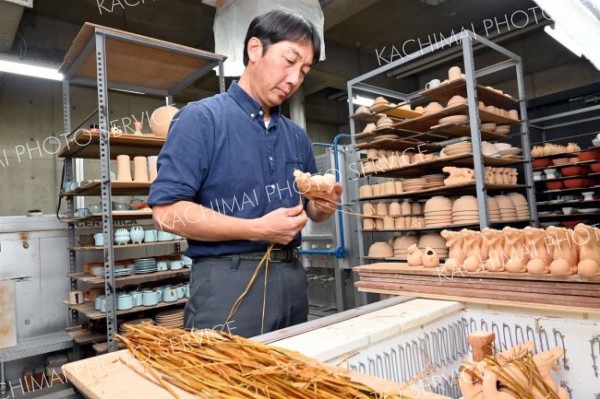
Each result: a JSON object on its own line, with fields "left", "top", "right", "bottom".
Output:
{"left": 388, "top": 202, "right": 401, "bottom": 217}
{"left": 395, "top": 217, "right": 406, "bottom": 230}
{"left": 133, "top": 156, "right": 149, "bottom": 182}
{"left": 363, "top": 218, "right": 376, "bottom": 231}
{"left": 116, "top": 155, "right": 132, "bottom": 182}
{"left": 422, "top": 247, "right": 440, "bottom": 268}
{"left": 383, "top": 181, "right": 396, "bottom": 195}
{"left": 376, "top": 202, "right": 388, "bottom": 216}
{"left": 130, "top": 226, "right": 144, "bottom": 244}
{"left": 407, "top": 244, "right": 423, "bottom": 266}
{"left": 401, "top": 200, "right": 411, "bottom": 215}
{"left": 150, "top": 105, "right": 179, "bottom": 138}
{"left": 117, "top": 293, "right": 134, "bottom": 310}
{"left": 395, "top": 181, "right": 403, "bottom": 193}
{"left": 94, "top": 233, "right": 104, "bottom": 246}
{"left": 359, "top": 185, "right": 373, "bottom": 198}
{"left": 448, "top": 66, "right": 462, "bottom": 80}
{"left": 375, "top": 219, "right": 384, "bottom": 230}
{"left": 363, "top": 202, "right": 375, "bottom": 217}
{"left": 68, "top": 290, "right": 84, "bottom": 305}
{"left": 134, "top": 121, "right": 143, "bottom": 135}
{"left": 144, "top": 229, "right": 158, "bottom": 242}
{"left": 147, "top": 156, "right": 158, "bottom": 182}
{"left": 383, "top": 216, "right": 395, "bottom": 230}
{"left": 142, "top": 289, "right": 161, "bottom": 307}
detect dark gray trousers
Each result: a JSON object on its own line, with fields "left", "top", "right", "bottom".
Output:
{"left": 184, "top": 256, "right": 308, "bottom": 338}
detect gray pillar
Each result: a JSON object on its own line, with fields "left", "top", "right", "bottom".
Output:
{"left": 289, "top": 87, "right": 306, "bottom": 131}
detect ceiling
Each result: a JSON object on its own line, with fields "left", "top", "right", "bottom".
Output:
{"left": 2, "top": 0, "right": 596, "bottom": 125}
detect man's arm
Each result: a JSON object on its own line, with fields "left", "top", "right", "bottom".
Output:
{"left": 152, "top": 201, "right": 308, "bottom": 246}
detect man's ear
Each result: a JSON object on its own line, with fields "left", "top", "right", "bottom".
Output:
{"left": 246, "top": 37, "right": 263, "bottom": 64}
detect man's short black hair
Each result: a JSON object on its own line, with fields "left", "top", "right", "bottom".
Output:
{"left": 243, "top": 9, "right": 321, "bottom": 66}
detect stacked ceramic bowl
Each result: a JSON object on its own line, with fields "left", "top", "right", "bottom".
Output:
{"left": 368, "top": 241, "right": 394, "bottom": 258}
{"left": 422, "top": 174, "right": 445, "bottom": 189}
{"left": 134, "top": 258, "right": 157, "bottom": 274}
{"left": 392, "top": 235, "right": 419, "bottom": 259}
{"left": 424, "top": 196, "right": 453, "bottom": 227}
{"left": 442, "top": 141, "right": 472, "bottom": 157}
{"left": 494, "top": 195, "right": 518, "bottom": 221}
{"left": 403, "top": 178, "right": 426, "bottom": 192}
{"left": 452, "top": 195, "right": 479, "bottom": 225}
{"left": 418, "top": 233, "right": 448, "bottom": 259}
{"left": 487, "top": 196, "right": 502, "bottom": 223}
{"left": 507, "top": 192, "right": 530, "bottom": 220}
{"left": 155, "top": 309, "right": 184, "bottom": 329}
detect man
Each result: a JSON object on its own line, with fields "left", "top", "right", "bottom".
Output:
{"left": 148, "top": 9, "right": 342, "bottom": 337}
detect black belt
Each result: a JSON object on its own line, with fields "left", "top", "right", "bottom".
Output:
{"left": 194, "top": 248, "right": 298, "bottom": 263}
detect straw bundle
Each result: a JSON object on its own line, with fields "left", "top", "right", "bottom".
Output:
{"left": 117, "top": 325, "right": 408, "bottom": 399}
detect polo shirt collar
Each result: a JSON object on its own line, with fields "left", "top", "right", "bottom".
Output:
{"left": 228, "top": 81, "right": 281, "bottom": 122}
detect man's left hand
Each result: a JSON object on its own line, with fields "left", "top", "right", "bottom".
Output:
{"left": 307, "top": 183, "right": 343, "bottom": 221}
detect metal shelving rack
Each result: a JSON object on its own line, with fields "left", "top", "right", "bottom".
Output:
{"left": 58, "top": 23, "right": 226, "bottom": 353}
{"left": 346, "top": 30, "right": 536, "bottom": 264}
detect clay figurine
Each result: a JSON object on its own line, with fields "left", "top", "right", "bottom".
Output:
{"left": 573, "top": 223, "right": 600, "bottom": 276}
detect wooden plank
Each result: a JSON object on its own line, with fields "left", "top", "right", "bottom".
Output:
{"left": 357, "top": 274, "right": 600, "bottom": 296}
{"left": 62, "top": 349, "right": 452, "bottom": 399}
{"left": 58, "top": 130, "right": 166, "bottom": 159}
{"left": 355, "top": 280, "right": 600, "bottom": 308}
{"left": 67, "top": 299, "right": 188, "bottom": 320}
{"left": 353, "top": 263, "right": 600, "bottom": 283}
{"left": 354, "top": 287, "right": 600, "bottom": 315}
{"left": 67, "top": 268, "right": 190, "bottom": 285}
{"left": 0, "top": 280, "right": 17, "bottom": 349}
{"left": 61, "top": 180, "right": 152, "bottom": 197}
{"left": 60, "top": 23, "right": 222, "bottom": 91}
{"left": 418, "top": 78, "right": 519, "bottom": 109}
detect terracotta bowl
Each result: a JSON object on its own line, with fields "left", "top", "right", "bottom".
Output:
{"left": 392, "top": 235, "right": 419, "bottom": 250}
{"left": 562, "top": 220, "right": 585, "bottom": 228}
{"left": 552, "top": 157, "right": 570, "bottom": 166}
{"left": 591, "top": 162, "right": 600, "bottom": 173}
{"left": 447, "top": 95, "right": 467, "bottom": 107}
{"left": 494, "top": 195, "right": 514, "bottom": 209}
{"left": 546, "top": 181, "right": 563, "bottom": 190}
{"left": 423, "top": 102, "right": 444, "bottom": 115}
{"left": 579, "top": 150, "right": 599, "bottom": 162}
{"left": 424, "top": 196, "right": 452, "bottom": 213}
{"left": 533, "top": 158, "right": 551, "bottom": 168}
{"left": 564, "top": 178, "right": 586, "bottom": 189}
{"left": 418, "top": 233, "right": 446, "bottom": 249}
{"left": 368, "top": 242, "right": 394, "bottom": 258}
{"left": 452, "top": 195, "right": 478, "bottom": 212}
{"left": 487, "top": 196, "right": 499, "bottom": 211}
{"left": 507, "top": 192, "right": 527, "bottom": 206}
{"left": 561, "top": 166, "right": 588, "bottom": 177}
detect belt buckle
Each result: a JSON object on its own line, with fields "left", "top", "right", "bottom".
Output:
{"left": 269, "top": 248, "right": 293, "bottom": 262}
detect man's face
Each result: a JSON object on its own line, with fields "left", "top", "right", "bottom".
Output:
{"left": 248, "top": 39, "right": 314, "bottom": 108}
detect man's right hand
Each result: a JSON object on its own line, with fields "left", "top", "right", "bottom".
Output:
{"left": 254, "top": 203, "right": 308, "bottom": 245}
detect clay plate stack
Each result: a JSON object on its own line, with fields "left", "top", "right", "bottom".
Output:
{"left": 507, "top": 192, "right": 530, "bottom": 220}
{"left": 495, "top": 195, "right": 518, "bottom": 221}
{"left": 442, "top": 141, "right": 472, "bottom": 157}
{"left": 422, "top": 174, "right": 445, "bottom": 189}
{"left": 155, "top": 308, "right": 184, "bottom": 329}
{"left": 402, "top": 178, "right": 426, "bottom": 192}
{"left": 452, "top": 195, "right": 479, "bottom": 225}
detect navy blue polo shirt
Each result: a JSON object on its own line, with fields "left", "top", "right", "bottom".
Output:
{"left": 148, "top": 81, "right": 317, "bottom": 257}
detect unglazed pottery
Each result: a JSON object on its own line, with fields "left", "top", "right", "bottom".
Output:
{"left": 573, "top": 223, "right": 600, "bottom": 276}
{"left": 368, "top": 242, "right": 393, "bottom": 258}
{"left": 482, "top": 228, "right": 506, "bottom": 272}
{"left": 422, "top": 247, "right": 440, "bottom": 267}
{"left": 546, "top": 226, "right": 578, "bottom": 275}
{"left": 407, "top": 244, "right": 423, "bottom": 266}
{"left": 523, "top": 227, "right": 552, "bottom": 274}
{"left": 145, "top": 155, "right": 158, "bottom": 182}
{"left": 150, "top": 105, "right": 179, "bottom": 138}
{"left": 502, "top": 227, "right": 529, "bottom": 273}
{"left": 448, "top": 66, "right": 461, "bottom": 80}
{"left": 134, "top": 121, "right": 143, "bottom": 135}
{"left": 116, "top": 155, "right": 132, "bottom": 182}
{"left": 133, "top": 156, "right": 149, "bottom": 182}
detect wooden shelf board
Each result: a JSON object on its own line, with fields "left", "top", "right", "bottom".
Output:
{"left": 65, "top": 327, "right": 106, "bottom": 345}
{"left": 358, "top": 182, "right": 526, "bottom": 200}
{"left": 392, "top": 104, "right": 519, "bottom": 134}
{"left": 538, "top": 212, "right": 600, "bottom": 219}
{"left": 67, "top": 268, "right": 190, "bottom": 285}
{"left": 544, "top": 184, "right": 600, "bottom": 194}
{"left": 61, "top": 209, "right": 154, "bottom": 223}
{"left": 67, "top": 298, "right": 188, "bottom": 320}
{"left": 349, "top": 112, "right": 381, "bottom": 123}
{"left": 58, "top": 129, "right": 166, "bottom": 159}
{"left": 67, "top": 239, "right": 185, "bottom": 251}
{"left": 418, "top": 78, "right": 519, "bottom": 109}
{"left": 537, "top": 199, "right": 600, "bottom": 207}
{"left": 361, "top": 217, "right": 530, "bottom": 233}
{"left": 60, "top": 22, "right": 223, "bottom": 91}
{"left": 534, "top": 171, "right": 600, "bottom": 183}
{"left": 354, "top": 262, "right": 600, "bottom": 283}
{"left": 531, "top": 148, "right": 597, "bottom": 160}
{"left": 429, "top": 123, "right": 509, "bottom": 141}
{"left": 61, "top": 180, "right": 152, "bottom": 197}
{"left": 533, "top": 159, "right": 597, "bottom": 171}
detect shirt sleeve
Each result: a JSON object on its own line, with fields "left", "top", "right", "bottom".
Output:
{"left": 147, "top": 102, "right": 214, "bottom": 207}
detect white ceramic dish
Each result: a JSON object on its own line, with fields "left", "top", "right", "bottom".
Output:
{"left": 577, "top": 208, "right": 599, "bottom": 214}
